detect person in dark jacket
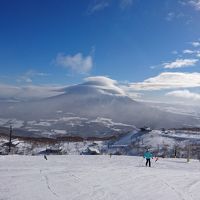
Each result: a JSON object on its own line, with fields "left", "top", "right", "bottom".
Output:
{"left": 44, "top": 155, "right": 48, "bottom": 160}
{"left": 144, "top": 149, "right": 153, "bottom": 167}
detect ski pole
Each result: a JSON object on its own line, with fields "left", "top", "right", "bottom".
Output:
{"left": 152, "top": 157, "right": 158, "bottom": 168}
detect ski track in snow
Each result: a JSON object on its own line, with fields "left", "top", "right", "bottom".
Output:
{"left": 40, "top": 169, "right": 59, "bottom": 199}
{"left": 187, "top": 179, "right": 200, "bottom": 200}
{"left": 1, "top": 155, "right": 200, "bottom": 200}
{"left": 155, "top": 176, "right": 187, "bottom": 200}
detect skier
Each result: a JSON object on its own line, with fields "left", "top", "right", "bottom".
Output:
{"left": 44, "top": 155, "right": 48, "bottom": 160}
{"left": 144, "top": 149, "right": 153, "bottom": 167}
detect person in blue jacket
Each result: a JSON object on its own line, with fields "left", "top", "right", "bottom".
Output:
{"left": 144, "top": 149, "right": 153, "bottom": 167}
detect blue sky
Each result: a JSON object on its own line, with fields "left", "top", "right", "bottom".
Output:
{"left": 0, "top": 0, "right": 200, "bottom": 104}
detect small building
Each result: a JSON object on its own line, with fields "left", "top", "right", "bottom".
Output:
{"left": 2, "top": 142, "right": 17, "bottom": 147}
{"left": 81, "top": 147, "right": 100, "bottom": 155}
{"left": 38, "top": 148, "right": 62, "bottom": 155}
{"left": 140, "top": 126, "right": 152, "bottom": 132}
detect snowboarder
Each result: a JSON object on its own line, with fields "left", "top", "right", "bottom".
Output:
{"left": 144, "top": 149, "right": 153, "bottom": 167}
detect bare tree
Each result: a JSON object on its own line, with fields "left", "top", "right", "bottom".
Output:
{"left": 8, "top": 125, "right": 12, "bottom": 153}
{"left": 187, "top": 144, "right": 191, "bottom": 162}
{"left": 174, "top": 142, "right": 179, "bottom": 158}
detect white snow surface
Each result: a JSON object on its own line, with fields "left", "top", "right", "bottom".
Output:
{"left": 1, "top": 155, "right": 200, "bottom": 200}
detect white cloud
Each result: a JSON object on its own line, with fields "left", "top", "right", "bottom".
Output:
{"left": 163, "top": 58, "right": 198, "bottom": 69}
{"left": 165, "top": 11, "right": 185, "bottom": 22}
{"left": 119, "top": 0, "right": 133, "bottom": 9}
{"left": 0, "top": 84, "right": 64, "bottom": 101}
{"left": 84, "top": 76, "right": 117, "bottom": 86}
{"left": 120, "top": 85, "right": 142, "bottom": 99}
{"left": 87, "top": 0, "right": 133, "bottom": 14}
{"left": 77, "top": 76, "right": 142, "bottom": 98}
{"left": 183, "top": 49, "right": 195, "bottom": 54}
{"left": 17, "top": 77, "right": 33, "bottom": 83}
{"left": 191, "top": 41, "right": 200, "bottom": 47}
{"left": 87, "top": 0, "right": 110, "bottom": 14}
{"left": 166, "top": 12, "right": 175, "bottom": 21}
{"left": 188, "top": 0, "right": 200, "bottom": 10}
{"left": 17, "top": 70, "right": 50, "bottom": 83}
{"left": 0, "top": 84, "right": 21, "bottom": 99}
{"left": 0, "top": 76, "right": 141, "bottom": 101}
{"left": 182, "top": 49, "right": 200, "bottom": 58}
{"left": 166, "top": 89, "right": 200, "bottom": 100}
{"left": 84, "top": 76, "right": 125, "bottom": 95}
{"left": 55, "top": 53, "right": 93, "bottom": 74}
{"left": 1, "top": 73, "right": 200, "bottom": 102}
{"left": 172, "top": 50, "right": 178, "bottom": 55}
{"left": 82, "top": 76, "right": 141, "bottom": 98}
{"left": 129, "top": 72, "right": 200, "bottom": 91}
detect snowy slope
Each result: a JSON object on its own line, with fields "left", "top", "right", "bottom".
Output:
{"left": 0, "top": 155, "right": 200, "bottom": 200}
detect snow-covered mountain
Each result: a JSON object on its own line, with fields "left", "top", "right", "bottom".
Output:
{"left": 0, "top": 79, "right": 199, "bottom": 138}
